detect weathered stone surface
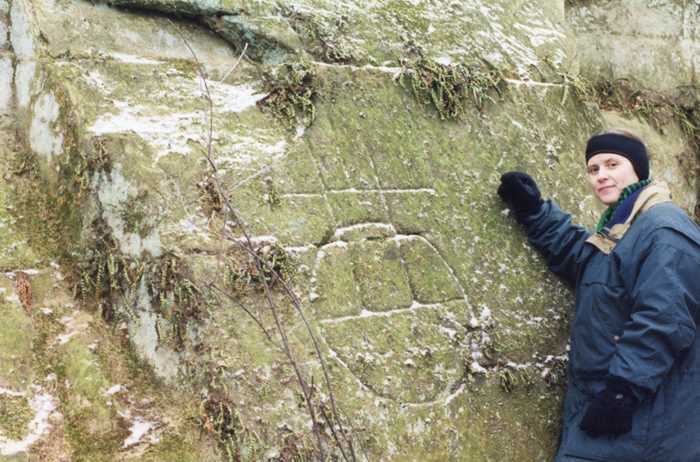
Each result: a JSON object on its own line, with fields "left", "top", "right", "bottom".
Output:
{"left": 1, "top": 0, "right": 698, "bottom": 460}
{"left": 568, "top": 0, "right": 699, "bottom": 92}
{"left": 0, "top": 120, "right": 220, "bottom": 460}
{"left": 111, "top": 0, "right": 576, "bottom": 79}
{"left": 0, "top": 0, "right": 8, "bottom": 39}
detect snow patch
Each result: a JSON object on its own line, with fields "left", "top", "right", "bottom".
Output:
{"left": 109, "top": 52, "right": 163, "bottom": 65}
{"left": 29, "top": 92, "right": 64, "bottom": 161}
{"left": 204, "top": 81, "right": 266, "bottom": 113}
{"left": 513, "top": 22, "right": 566, "bottom": 48}
{"left": 0, "top": 57, "right": 12, "bottom": 114}
{"left": 9, "top": 0, "right": 35, "bottom": 60}
{"left": 89, "top": 102, "right": 203, "bottom": 155}
{"left": 128, "top": 293, "right": 181, "bottom": 380}
{"left": 231, "top": 235, "right": 278, "bottom": 245}
{"left": 104, "top": 385, "right": 124, "bottom": 396}
{"left": 0, "top": 391, "right": 56, "bottom": 456}
{"left": 14, "top": 61, "right": 36, "bottom": 110}
{"left": 89, "top": 100, "right": 286, "bottom": 167}
{"left": 93, "top": 168, "right": 162, "bottom": 258}
{"left": 56, "top": 332, "right": 78, "bottom": 345}
{"left": 122, "top": 416, "right": 155, "bottom": 448}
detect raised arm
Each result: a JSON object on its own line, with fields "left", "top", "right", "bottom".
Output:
{"left": 498, "top": 172, "right": 592, "bottom": 284}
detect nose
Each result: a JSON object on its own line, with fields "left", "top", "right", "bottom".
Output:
{"left": 594, "top": 168, "right": 610, "bottom": 183}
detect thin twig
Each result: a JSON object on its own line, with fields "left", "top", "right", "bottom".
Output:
{"left": 224, "top": 235, "right": 356, "bottom": 460}
{"left": 171, "top": 22, "right": 345, "bottom": 462}
{"left": 220, "top": 43, "right": 249, "bottom": 83}
{"left": 208, "top": 282, "right": 280, "bottom": 349}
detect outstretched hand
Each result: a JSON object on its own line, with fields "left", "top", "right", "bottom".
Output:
{"left": 497, "top": 172, "right": 543, "bottom": 223}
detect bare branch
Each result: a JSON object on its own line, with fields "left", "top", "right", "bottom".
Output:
{"left": 220, "top": 43, "right": 249, "bottom": 83}
{"left": 172, "top": 20, "right": 357, "bottom": 461}
{"left": 208, "top": 282, "right": 280, "bottom": 348}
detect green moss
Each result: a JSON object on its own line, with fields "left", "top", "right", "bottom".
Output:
{"left": 351, "top": 239, "right": 413, "bottom": 312}
{"left": 375, "top": 0, "right": 431, "bottom": 34}
{"left": 0, "top": 301, "right": 35, "bottom": 389}
{"left": 56, "top": 335, "right": 129, "bottom": 461}
{"left": 311, "top": 244, "right": 361, "bottom": 318}
{"left": 0, "top": 394, "right": 33, "bottom": 440}
{"left": 141, "top": 432, "right": 218, "bottom": 462}
{"left": 399, "top": 237, "right": 462, "bottom": 303}
{"left": 283, "top": 6, "right": 360, "bottom": 64}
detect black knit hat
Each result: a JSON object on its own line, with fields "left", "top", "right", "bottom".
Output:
{"left": 585, "top": 133, "right": 649, "bottom": 180}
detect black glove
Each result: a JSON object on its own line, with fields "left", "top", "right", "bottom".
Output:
{"left": 579, "top": 378, "right": 642, "bottom": 437}
{"left": 497, "top": 172, "right": 543, "bottom": 223}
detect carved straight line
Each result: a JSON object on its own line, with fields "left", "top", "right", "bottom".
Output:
{"left": 230, "top": 165, "right": 272, "bottom": 191}
{"left": 313, "top": 61, "right": 565, "bottom": 89}
{"left": 330, "top": 187, "right": 436, "bottom": 194}
{"left": 401, "top": 381, "right": 467, "bottom": 409}
{"left": 319, "top": 299, "right": 465, "bottom": 325}
{"left": 504, "top": 78, "right": 562, "bottom": 88}
{"left": 408, "top": 234, "right": 470, "bottom": 303}
{"left": 312, "top": 61, "right": 401, "bottom": 76}
{"left": 332, "top": 222, "right": 396, "bottom": 240}
{"left": 282, "top": 188, "right": 436, "bottom": 198}
{"left": 284, "top": 244, "right": 316, "bottom": 254}
{"left": 326, "top": 348, "right": 376, "bottom": 394}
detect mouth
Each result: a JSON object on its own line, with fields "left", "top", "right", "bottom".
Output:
{"left": 597, "top": 185, "right": 615, "bottom": 194}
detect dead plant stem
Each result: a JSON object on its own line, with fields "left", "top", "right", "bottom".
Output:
{"left": 171, "top": 22, "right": 357, "bottom": 462}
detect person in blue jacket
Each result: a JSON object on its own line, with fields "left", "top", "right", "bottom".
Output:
{"left": 497, "top": 129, "right": 700, "bottom": 462}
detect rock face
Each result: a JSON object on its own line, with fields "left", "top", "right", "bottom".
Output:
{"left": 0, "top": 0, "right": 698, "bottom": 461}
{"left": 568, "top": 0, "right": 699, "bottom": 93}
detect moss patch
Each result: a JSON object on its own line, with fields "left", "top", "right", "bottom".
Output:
{"left": 0, "top": 394, "right": 33, "bottom": 440}
{"left": 283, "top": 6, "right": 360, "bottom": 64}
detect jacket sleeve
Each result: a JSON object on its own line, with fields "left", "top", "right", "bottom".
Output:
{"left": 522, "top": 200, "right": 593, "bottom": 285}
{"left": 609, "top": 230, "right": 700, "bottom": 393}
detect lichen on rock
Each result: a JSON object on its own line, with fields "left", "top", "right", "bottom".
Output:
{"left": 1, "top": 0, "right": 698, "bottom": 460}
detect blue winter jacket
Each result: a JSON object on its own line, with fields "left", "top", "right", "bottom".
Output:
{"left": 522, "top": 185, "right": 700, "bottom": 462}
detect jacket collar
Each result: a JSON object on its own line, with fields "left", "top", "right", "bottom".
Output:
{"left": 586, "top": 181, "right": 673, "bottom": 254}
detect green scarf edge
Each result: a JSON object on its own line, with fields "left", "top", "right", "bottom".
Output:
{"left": 595, "top": 179, "right": 652, "bottom": 232}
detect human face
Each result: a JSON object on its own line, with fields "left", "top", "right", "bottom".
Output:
{"left": 586, "top": 153, "right": 640, "bottom": 206}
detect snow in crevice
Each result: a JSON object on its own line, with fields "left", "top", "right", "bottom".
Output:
{"left": 109, "top": 52, "right": 163, "bottom": 65}
{"left": 89, "top": 99, "right": 286, "bottom": 167}
{"left": 122, "top": 416, "right": 156, "bottom": 448}
{"left": 29, "top": 92, "right": 64, "bottom": 161}
{"left": 93, "top": 168, "right": 162, "bottom": 258}
{"left": 0, "top": 389, "right": 57, "bottom": 456}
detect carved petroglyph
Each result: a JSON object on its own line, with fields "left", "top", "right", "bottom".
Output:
{"left": 309, "top": 225, "right": 474, "bottom": 404}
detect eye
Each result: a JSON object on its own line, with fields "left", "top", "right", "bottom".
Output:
{"left": 587, "top": 165, "right": 599, "bottom": 175}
